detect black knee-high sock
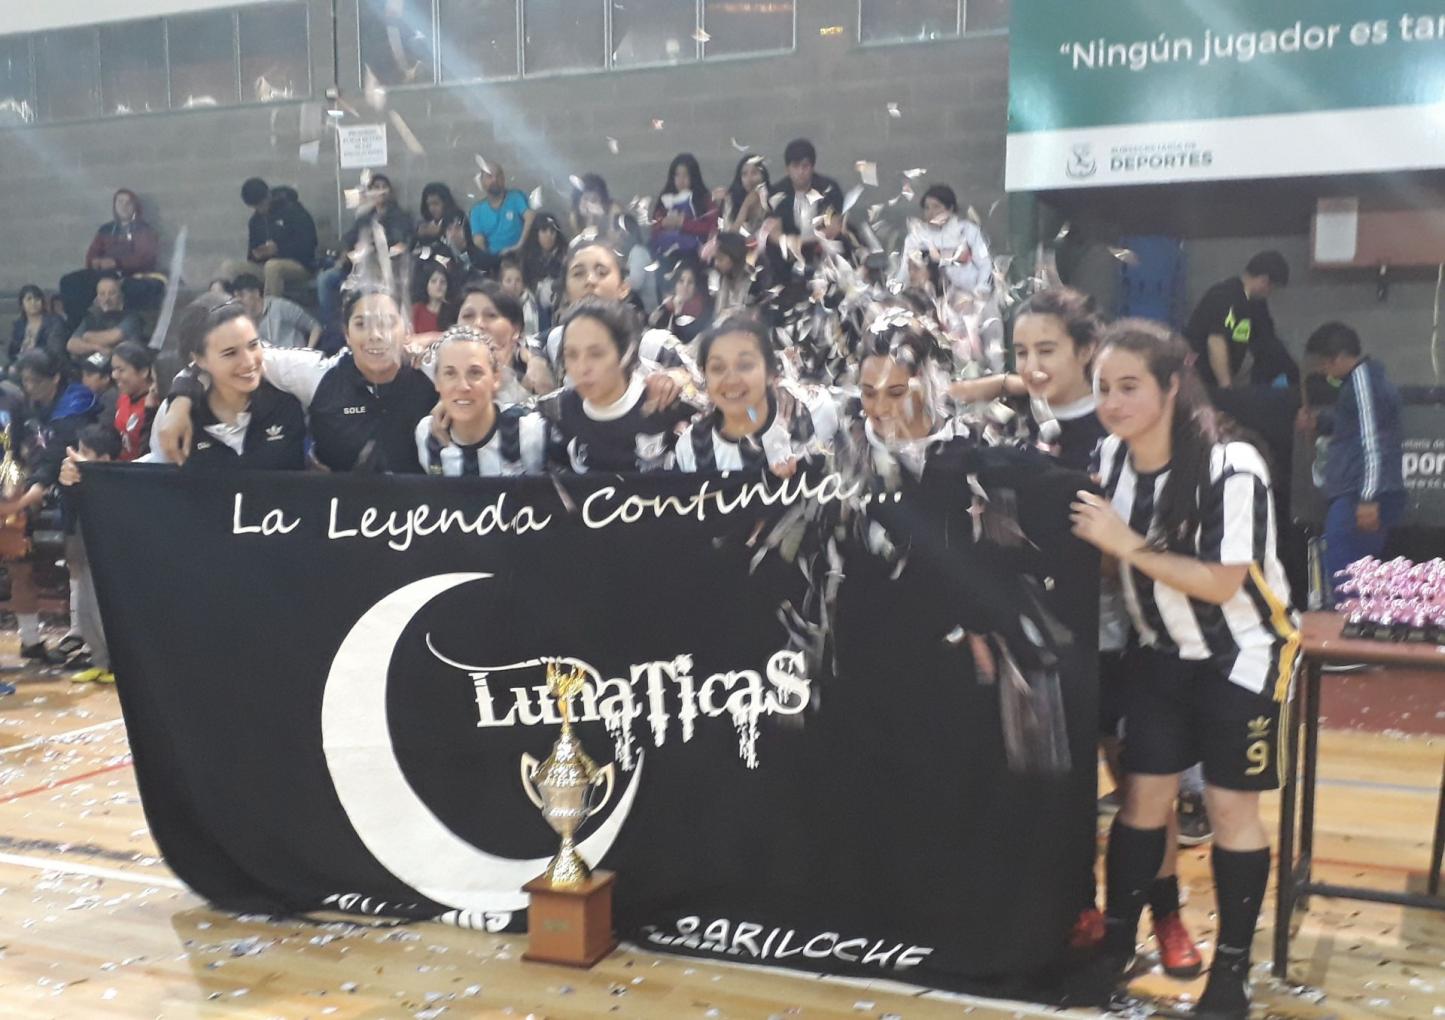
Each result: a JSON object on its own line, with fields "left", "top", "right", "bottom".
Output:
{"left": 1104, "top": 819, "right": 1166, "bottom": 954}
{"left": 1147, "top": 874, "right": 1180, "bottom": 920}
{"left": 1211, "top": 846, "right": 1271, "bottom": 961}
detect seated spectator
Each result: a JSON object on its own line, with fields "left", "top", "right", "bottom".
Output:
{"left": 110, "top": 342, "right": 157, "bottom": 461}
{"left": 232, "top": 273, "right": 321, "bottom": 349}
{"left": 58, "top": 423, "right": 123, "bottom": 684}
{"left": 468, "top": 163, "right": 533, "bottom": 255}
{"left": 896, "top": 184, "right": 993, "bottom": 297}
{"left": 763, "top": 139, "right": 846, "bottom": 314}
{"left": 650, "top": 153, "right": 717, "bottom": 261}
{"left": 222, "top": 178, "right": 318, "bottom": 297}
{"left": 317, "top": 174, "right": 415, "bottom": 327}
{"left": 417, "top": 211, "right": 493, "bottom": 291}
{"left": 520, "top": 211, "right": 567, "bottom": 330}
{"left": 414, "top": 182, "right": 468, "bottom": 253}
{"left": 650, "top": 255, "right": 710, "bottom": 346}
{"left": 711, "top": 232, "right": 759, "bottom": 318}
{"left": 58, "top": 189, "right": 162, "bottom": 329}
{"left": 79, "top": 352, "right": 116, "bottom": 423}
{"left": 413, "top": 266, "right": 454, "bottom": 335}
{"left": 619, "top": 214, "right": 657, "bottom": 314}
{"left": 569, "top": 173, "right": 624, "bottom": 238}
{"left": 10, "top": 285, "right": 69, "bottom": 368}
{"left": 66, "top": 275, "right": 144, "bottom": 361}
{"left": 721, "top": 153, "right": 771, "bottom": 235}
{"left": 768, "top": 138, "right": 844, "bottom": 245}
{"left": 498, "top": 254, "right": 539, "bottom": 335}
{"left": 48, "top": 294, "right": 65, "bottom": 320}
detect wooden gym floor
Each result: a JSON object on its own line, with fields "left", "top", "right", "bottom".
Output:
{"left": 0, "top": 639, "right": 1440, "bottom": 1018}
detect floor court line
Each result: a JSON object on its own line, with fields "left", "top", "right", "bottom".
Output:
{"left": 0, "top": 758, "right": 133, "bottom": 805}
{"left": 0, "top": 850, "right": 187, "bottom": 890}
{"left": 0, "top": 716, "right": 125, "bottom": 758}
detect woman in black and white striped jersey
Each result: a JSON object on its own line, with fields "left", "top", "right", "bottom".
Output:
{"left": 674, "top": 315, "right": 837, "bottom": 476}
{"left": 538, "top": 297, "right": 701, "bottom": 474}
{"left": 452, "top": 280, "right": 540, "bottom": 406}
{"left": 415, "top": 325, "right": 545, "bottom": 477}
{"left": 1070, "top": 320, "right": 1298, "bottom": 1020}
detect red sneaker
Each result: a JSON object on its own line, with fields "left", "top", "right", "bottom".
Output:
{"left": 1070, "top": 907, "right": 1106, "bottom": 950}
{"left": 1152, "top": 911, "right": 1203, "bottom": 978}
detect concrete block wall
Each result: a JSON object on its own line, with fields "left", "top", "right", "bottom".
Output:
{"left": 0, "top": 0, "right": 1011, "bottom": 299}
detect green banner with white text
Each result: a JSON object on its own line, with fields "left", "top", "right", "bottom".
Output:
{"left": 1007, "top": 1, "right": 1445, "bottom": 190}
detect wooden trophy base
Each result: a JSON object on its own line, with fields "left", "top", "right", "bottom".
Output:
{"left": 522, "top": 870, "right": 617, "bottom": 968}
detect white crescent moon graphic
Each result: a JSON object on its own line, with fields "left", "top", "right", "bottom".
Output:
{"left": 320, "top": 572, "right": 641, "bottom": 912}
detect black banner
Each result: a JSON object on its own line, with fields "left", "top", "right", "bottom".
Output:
{"left": 81, "top": 461, "right": 1098, "bottom": 1000}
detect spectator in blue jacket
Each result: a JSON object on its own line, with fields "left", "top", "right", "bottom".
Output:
{"left": 1307, "top": 322, "right": 1405, "bottom": 603}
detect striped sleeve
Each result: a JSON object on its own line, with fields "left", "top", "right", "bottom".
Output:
{"left": 1353, "top": 363, "right": 1383, "bottom": 501}
{"left": 1190, "top": 442, "right": 1271, "bottom": 563}
{"left": 519, "top": 412, "right": 548, "bottom": 473}
{"left": 1095, "top": 435, "right": 1124, "bottom": 494}
{"left": 414, "top": 416, "right": 437, "bottom": 474}
{"left": 1200, "top": 465, "right": 1269, "bottom": 566}
{"left": 673, "top": 424, "right": 698, "bottom": 472}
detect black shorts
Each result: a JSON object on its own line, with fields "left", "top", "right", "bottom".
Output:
{"left": 1119, "top": 645, "right": 1289, "bottom": 791}
{"left": 1098, "top": 649, "right": 1128, "bottom": 739}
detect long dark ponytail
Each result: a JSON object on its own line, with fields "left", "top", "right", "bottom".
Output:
{"left": 1097, "top": 319, "right": 1257, "bottom": 553}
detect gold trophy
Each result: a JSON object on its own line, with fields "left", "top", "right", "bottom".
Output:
{"left": 520, "top": 662, "right": 618, "bottom": 967}
{"left": 0, "top": 421, "right": 31, "bottom": 559}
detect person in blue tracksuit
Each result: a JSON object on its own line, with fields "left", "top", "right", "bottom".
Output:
{"left": 1306, "top": 322, "right": 1404, "bottom": 604}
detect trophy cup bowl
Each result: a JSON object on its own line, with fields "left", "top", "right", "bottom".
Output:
{"left": 520, "top": 734, "right": 615, "bottom": 888}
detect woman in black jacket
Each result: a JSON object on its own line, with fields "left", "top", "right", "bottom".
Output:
{"left": 161, "top": 296, "right": 305, "bottom": 471}
{"left": 9, "top": 286, "right": 69, "bottom": 368}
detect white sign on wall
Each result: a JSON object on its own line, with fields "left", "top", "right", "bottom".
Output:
{"left": 337, "top": 124, "right": 389, "bottom": 170}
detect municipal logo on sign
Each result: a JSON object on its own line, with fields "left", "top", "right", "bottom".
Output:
{"left": 1066, "top": 143, "right": 1097, "bottom": 179}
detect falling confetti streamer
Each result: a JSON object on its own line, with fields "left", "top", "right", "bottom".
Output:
{"left": 886, "top": 101, "right": 902, "bottom": 118}
{"left": 854, "top": 160, "right": 878, "bottom": 187}
{"left": 387, "top": 111, "right": 425, "bottom": 155}
{"left": 362, "top": 65, "right": 387, "bottom": 110}
{"left": 146, "top": 226, "right": 187, "bottom": 353}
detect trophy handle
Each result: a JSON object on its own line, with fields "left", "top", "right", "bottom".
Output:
{"left": 586, "top": 763, "right": 616, "bottom": 818}
{"left": 519, "top": 753, "right": 545, "bottom": 810}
